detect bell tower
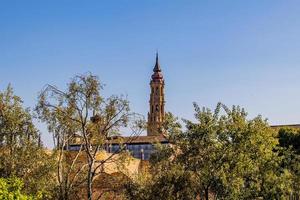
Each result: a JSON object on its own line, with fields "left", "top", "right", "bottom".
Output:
{"left": 147, "top": 53, "right": 165, "bottom": 136}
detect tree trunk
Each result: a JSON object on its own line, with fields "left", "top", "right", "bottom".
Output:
{"left": 205, "top": 188, "right": 209, "bottom": 200}
{"left": 87, "top": 161, "right": 94, "bottom": 200}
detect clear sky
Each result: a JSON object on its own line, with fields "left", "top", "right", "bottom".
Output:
{"left": 1, "top": 1, "right": 300, "bottom": 147}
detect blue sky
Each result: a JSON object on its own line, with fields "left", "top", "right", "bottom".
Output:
{"left": 1, "top": 1, "right": 300, "bottom": 147}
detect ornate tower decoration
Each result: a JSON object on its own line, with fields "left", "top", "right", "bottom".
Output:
{"left": 147, "top": 53, "right": 165, "bottom": 136}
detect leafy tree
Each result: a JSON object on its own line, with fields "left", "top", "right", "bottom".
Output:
{"left": 0, "top": 85, "right": 56, "bottom": 198}
{"left": 0, "top": 177, "right": 35, "bottom": 200}
{"left": 36, "top": 73, "right": 144, "bottom": 200}
{"left": 278, "top": 128, "right": 300, "bottom": 154}
{"left": 125, "top": 112, "right": 197, "bottom": 200}
{"left": 278, "top": 128, "right": 300, "bottom": 197}
{"left": 126, "top": 103, "right": 294, "bottom": 200}
{"left": 125, "top": 163, "right": 197, "bottom": 200}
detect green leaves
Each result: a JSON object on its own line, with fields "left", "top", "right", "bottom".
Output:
{"left": 0, "top": 85, "right": 56, "bottom": 199}
{"left": 0, "top": 85, "right": 39, "bottom": 147}
{"left": 36, "top": 73, "right": 145, "bottom": 200}
{"left": 278, "top": 128, "right": 300, "bottom": 154}
{"left": 0, "top": 177, "right": 32, "bottom": 200}
{"left": 277, "top": 128, "right": 300, "bottom": 196}
{"left": 127, "top": 103, "right": 297, "bottom": 200}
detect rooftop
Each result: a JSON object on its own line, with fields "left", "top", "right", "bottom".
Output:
{"left": 107, "top": 135, "right": 168, "bottom": 144}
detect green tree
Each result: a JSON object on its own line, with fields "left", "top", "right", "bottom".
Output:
{"left": 0, "top": 177, "right": 35, "bottom": 200}
{"left": 126, "top": 103, "right": 294, "bottom": 200}
{"left": 36, "top": 73, "right": 144, "bottom": 200}
{"left": 278, "top": 128, "right": 300, "bottom": 197}
{"left": 278, "top": 128, "right": 300, "bottom": 154}
{"left": 0, "top": 85, "right": 56, "bottom": 199}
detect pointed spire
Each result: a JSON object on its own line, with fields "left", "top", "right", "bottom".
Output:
{"left": 153, "top": 51, "right": 161, "bottom": 72}
{"left": 151, "top": 52, "right": 164, "bottom": 81}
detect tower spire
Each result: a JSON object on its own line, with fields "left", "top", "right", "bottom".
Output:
{"left": 153, "top": 51, "right": 161, "bottom": 72}
{"left": 147, "top": 54, "right": 165, "bottom": 136}
{"left": 151, "top": 52, "right": 163, "bottom": 82}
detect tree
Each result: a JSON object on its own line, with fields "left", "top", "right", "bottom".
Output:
{"left": 126, "top": 103, "right": 294, "bottom": 200}
{"left": 124, "top": 163, "right": 197, "bottom": 200}
{"left": 0, "top": 177, "right": 35, "bottom": 200}
{"left": 36, "top": 73, "right": 144, "bottom": 200}
{"left": 278, "top": 128, "right": 300, "bottom": 197}
{"left": 278, "top": 127, "right": 300, "bottom": 154}
{"left": 0, "top": 85, "right": 56, "bottom": 198}
{"left": 124, "top": 112, "right": 198, "bottom": 200}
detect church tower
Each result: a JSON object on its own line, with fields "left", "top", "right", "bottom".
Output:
{"left": 147, "top": 53, "right": 165, "bottom": 136}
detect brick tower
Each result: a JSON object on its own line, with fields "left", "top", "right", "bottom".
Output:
{"left": 147, "top": 53, "right": 165, "bottom": 136}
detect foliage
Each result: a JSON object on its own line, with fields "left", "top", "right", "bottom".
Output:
{"left": 125, "top": 164, "right": 197, "bottom": 200}
{"left": 126, "top": 103, "right": 295, "bottom": 200}
{"left": 278, "top": 128, "right": 300, "bottom": 196}
{"left": 2, "top": 80, "right": 300, "bottom": 199}
{"left": 0, "top": 176, "right": 40, "bottom": 200}
{"left": 0, "top": 85, "right": 56, "bottom": 199}
{"left": 278, "top": 127, "right": 300, "bottom": 154}
{"left": 36, "top": 73, "right": 144, "bottom": 200}
{"left": 0, "top": 85, "right": 38, "bottom": 147}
